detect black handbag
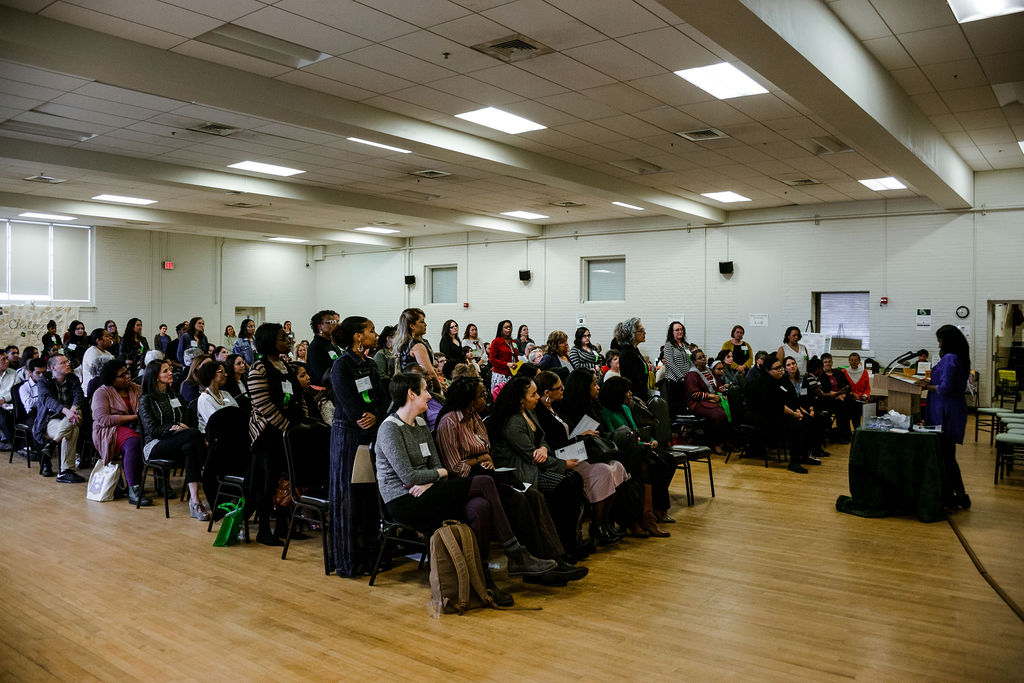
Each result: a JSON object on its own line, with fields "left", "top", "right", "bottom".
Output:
{"left": 581, "top": 434, "right": 619, "bottom": 463}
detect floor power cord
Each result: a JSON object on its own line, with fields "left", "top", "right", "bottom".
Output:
{"left": 946, "top": 513, "right": 1024, "bottom": 623}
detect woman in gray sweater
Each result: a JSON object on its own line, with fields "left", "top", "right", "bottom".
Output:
{"left": 376, "top": 373, "right": 557, "bottom": 601}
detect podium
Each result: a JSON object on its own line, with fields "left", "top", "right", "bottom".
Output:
{"left": 873, "top": 373, "right": 925, "bottom": 417}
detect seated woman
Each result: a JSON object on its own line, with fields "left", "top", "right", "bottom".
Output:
{"left": 745, "top": 350, "right": 769, "bottom": 385}
{"left": 534, "top": 371, "right": 628, "bottom": 546}
{"left": 568, "top": 327, "right": 603, "bottom": 374}
{"left": 92, "top": 359, "right": 149, "bottom": 507}
{"left": 815, "top": 353, "right": 851, "bottom": 443}
{"left": 616, "top": 318, "right": 654, "bottom": 402}
{"left": 527, "top": 347, "right": 543, "bottom": 366}
{"left": 139, "top": 359, "right": 211, "bottom": 519}
{"left": 488, "top": 375, "right": 589, "bottom": 559}
{"left": 373, "top": 325, "right": 396, "bottom": 379}
{"left": 538, "top": 330, "right": 572, "bottom": 375}
{"left": 789, "top": 357, "right": 826, "bottom": 461}
{"left": 602, "top": 349, "right": 621, "bottom": 382}
{"left": 436, "top": 377, "right": 587, "bottom": 580}
{"left": 179, "top": 352, "right": 213, "bottom": 405}
{"left": 721, "top": 325, "right": 754, "bottom": 373}
{"left": 683, "top": 350, "right": 728, "bottom": 454}
{"left": 746, "top": 356, "right": 816, "bottom": 473}
{"left": 195, "top": 361, "right": 238, "bottom": 434}
{"left": 222, "top": 353, "right": 248, "bottom": 397}
{"left": 377, "top": 373, "right": 558, "bottom": 603}
{"left": 63, "top": 320, "right": 89, "bottom": 368}
{"left": 212, "top": 346, "right": 230, "bottom": 363}
{"left": 118, "top": 318, "right": 149, "bottom": 374}
{"left": 842, "top": 352, "right": 871, "bottom": 434}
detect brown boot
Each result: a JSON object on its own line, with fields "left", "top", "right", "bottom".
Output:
{"left": 640, "top": 484, "right": 670, "bottom": 537}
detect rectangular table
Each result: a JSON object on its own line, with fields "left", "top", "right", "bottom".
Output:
{"left": 835, "top": 428, "right": 946, "bottom": 523}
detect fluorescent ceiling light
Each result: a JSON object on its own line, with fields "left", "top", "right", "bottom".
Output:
{"left": 346, "top": 137, "right": 411, "bottom": 154}
{"left": 455, "top": 107, "right": 546, "bottom": 134}
{"left": 501, "top": 210, "right": 549, "bottom": 220}
{"left": 0, "top": 119, "right": 96, "bottom": 142}
{"left": 228, "top": 160, "right": 305, "bottom": 176}
{"left": 1018, "top": 140, "right": 1024, "bottom": 154}
{"left": 674, "top": 63, "right": 768, "bottom": 99}
{"left": 92, "top": 194, "right": 157, "bottom": 205}
{"left": 19, "top": 212, "right": 76, "bottom": 221}
{"left": 268, "top": 237, "right": 308, "bottom": 243}
{"left": 858, "top": 177, "right": 906, "bottom": 191}
{"left": 195, "top": 23, "right": 330, "bottom": 68}
{"left": 946, "top": 0, "right": 1024, "bottom": 23}
{"left": 612, "top": 201, "right": 644, "bottom": 211}
{"left": 356, "top": 226, "right": 400, "bottom": 234}
{"left": 701, "top": 191, "right": 751, "bottom": 203}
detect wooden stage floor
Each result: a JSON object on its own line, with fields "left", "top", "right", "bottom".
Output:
{"left": 2, "top": 417, "right": 1023, "bottom": 680}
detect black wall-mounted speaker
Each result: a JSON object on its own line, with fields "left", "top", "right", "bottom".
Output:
{"left": 519, "top": 269, "right": 532, "bottom": 282}
{"left": 719, "top": 261, "right": 734, "bottom": 275}
{"left": 404, "top": 275, "right": 416, "bottom": 285}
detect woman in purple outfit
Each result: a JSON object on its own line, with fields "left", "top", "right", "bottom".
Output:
{"left": 923, "top": 324, "right": 971, "bottom": 510}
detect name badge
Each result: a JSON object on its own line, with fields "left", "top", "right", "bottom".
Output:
{"left": 799, "top": 387, "right": 807, "bottom": 396}
{"left": 281, "top": 380, "right": 293, "bottom": 395}
{"left": 418, "top": 442, "right": 431, "bottom": 458}
{"left": 169, "top": 398, "right": 182, "bottom": 408}
{"left": 354, "top": 375, "right": 372, "bottom": 393}
{"left": 67, "top": 343, "right": 77, "bottom": 351}
{"left": 191, "top": 341, "right": 198, "bottom": 348}
{"left": 328, "top": 350, "right": 339, "bottom": 360}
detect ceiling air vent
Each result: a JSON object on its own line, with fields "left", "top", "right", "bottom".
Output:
{"left": 472, "top": 34, "right": 554, "bottom": 63}
{"left": 776, "top": 174, "right": 820, "bottom": 187}
{"left": 372, "top": 220, "right": 397, "bottom": 226}
{"left": 676, "top": 128, "right": 728, "bottom": 142}
{"left": 23, "top": 173, "right": 67, "bottom": 184}
{"left": 187, "top": 122, "right": 241, "bottom": 137}
{"left": 409, "top": 169, "right": 451, "bottom": 179}
{"left": 225, "top": 201, "right": 262, "bottom": 208}
{"left": 550, "top": 200, "right": 585, "bottom": 207}
{"left": 609, "top": 158, "right": 666, "bottom": 175}
{"left": 796, "top": 135, "right": 852, "bottom": 156}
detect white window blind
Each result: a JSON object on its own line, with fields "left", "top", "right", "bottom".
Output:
{"left": 53, "top": 225, "right": 91, "bottom": 301}
{"left": 585, "top": 257, "right": 625, "bottom": 301}
{"left": 10, "top": 221, "right": 50, "bottom": 299}
{"left": 818, "top": 291, "right": 870, "bottom": 349}
{"left": 1, "top": 219, "right": 92, "bottom": 302}
{"left": 430, "top": 266, "right": 457, "bottom": 304}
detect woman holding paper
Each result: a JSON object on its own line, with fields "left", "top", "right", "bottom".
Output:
{"left": 489, "top": 376, "right": 588, "bottom": 559}
{"left": 329, "top": 316, "right": 388, "bottom": 578}
{"left": 923, "top": 325, "right": 971, "bottom": 509}
{"left": 534, "top": 371, "right": 628, "bottom": 546}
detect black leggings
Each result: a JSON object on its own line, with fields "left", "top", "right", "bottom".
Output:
{"left": 149, "top": 428, "right": 205, "bottom": 484}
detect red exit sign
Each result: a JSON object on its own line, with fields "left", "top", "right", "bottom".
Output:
{"left": 162, "top": 260, "right": 174, "bottom": 270}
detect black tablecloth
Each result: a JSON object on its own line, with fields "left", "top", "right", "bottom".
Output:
{"left": 835, "top": 429, "right": 946, "bottom": 523}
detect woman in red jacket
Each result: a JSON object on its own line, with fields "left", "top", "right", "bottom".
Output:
{"left": 488, "top": 319, "right": 518, "bottom": 395}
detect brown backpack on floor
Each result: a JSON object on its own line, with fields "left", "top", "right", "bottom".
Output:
{"left": 429, "top": 520, "right": 497, "bottom": 615}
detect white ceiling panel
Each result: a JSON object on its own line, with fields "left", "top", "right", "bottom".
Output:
{"left": 429, "top": 74, "right": 520, "bottom": 106}
{"left": 61, "top": 0, "right": 222, "bottom": 36}
{"left": 0, "top": 59, "right": 91, "bottom": 92}
{"left": 563, "top": 40, "right": 664, "bottom": 81}
{"left": 233, "top": 6, "right": 372, "bottom": 55}
{"left": 537, "top": 91, "right": 621, "bottom": 120}
{"left": 960, "top": 13, "right": 1024, "bottom": 56}
{"left": 498, "top": 99, "right": 579, "bottom": 127}
{"left": 429, "top": 12, "right": 515, "bottom": 46}
{"left": 470, "top": 63, "right": 567, "bottom": 99}
{"left": 861, "top": 35, "right": 915, "bottom": 70}
{"left": 627, "top": 72, "right": 715, "bottom": 107}
{"left": 617, "top": 27, "right": 717, "bottom": 71}
{"left": 303, "top": 58, "right": 416, "bottom": 93}
{"left": 514, "top": 53, "right": 616, "bottom": 91}
{"left": 345, "top": 44, "right": 457, "bottom": 84}
{"left": 51, "top": 92, "right": 163, "bottom": 121}
{"left": 868, "top": 0, "right": 955, "bottom": 34}
{"left": 381, "top": 29, "right": 499, "bottom": 74}
{"left": 361, "top": 0, "right": 471, "bottom": 28}
{"left": 579, "top": 83, "right": 662, "bottom": 114}
{"left": 0, "top": 78, "right": 63, "bottom": 102}
{"left": 920, "top": 59, "right": 988, "bottom": 91}
{"left": 481, "top": 0, "right": 606, "bottom": 50}
{"left": 896, "top": 25, "right": 974, "bottom": 65}
{"left": 72, "top": 83, "right": 185, "bottom": 113}
{"left": 940, "top": 87, "right": 1001, "bottom": 113}
{"left": 889, "top": 67, "right": 934, "bottom": 95}
{"left": 274, "top": 70, "right": 377, "bottom": 101}
{"left": 827, "top": 0, "right": 890, "bottom": 40}
{"left": 161, "top": 0, "right": 265, "bottom": 22}
{"left": 276, "top": 0, "right": 418, "bottom": 41}
{"left": 41, "top": 2, "right": 187, "bottom": 47}
{"left": 547, "top": 0, "right": 666, "bottom": 38}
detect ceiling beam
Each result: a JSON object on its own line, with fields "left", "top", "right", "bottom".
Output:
{"left": 657, "top": 0, "right": 974, "bottom": 209}
{"left": 0, "top": 7, "right": 725, "bottom": 225}
{"left": 0, "top": 191, "right": 404, "bottom": 247}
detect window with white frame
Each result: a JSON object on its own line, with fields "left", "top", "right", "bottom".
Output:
{"left": 429, "top": 265, "right": 457, "bottom": 304}
{"left": 815, "top": 291, "right": 870, "bottom": 349}
{"left": 584, "top": 257, "right": 625, "bottom": 302}
{"left": 1, "top": 219, "right": 92, "bottom": 302}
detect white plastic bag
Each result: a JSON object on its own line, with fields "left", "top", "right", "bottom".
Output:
{"left": 86, "top": 461, "right": 123, "bottom": 502}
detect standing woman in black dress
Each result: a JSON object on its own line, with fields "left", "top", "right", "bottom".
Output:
{"left": 438, "top": 319, "right": 464, "bottom": 381}
{"left": 329, "top": 316, "right": 388, "bottom": 577}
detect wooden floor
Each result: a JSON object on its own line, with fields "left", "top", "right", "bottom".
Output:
{"left": 2, "top": 418, "right": 1023, "bottom": 681}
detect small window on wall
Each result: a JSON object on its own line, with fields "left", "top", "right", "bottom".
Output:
{"left": 1, "top": 219, "right": 92, "bottom": 302}
{"left": 429, "top": 266, "right": 457, "bottom": 304}
{"left": 584, "top": 257, "right": 625, "bottom": 302}
{"left": 815, "top": 291, "right": 870, "bottom": 349}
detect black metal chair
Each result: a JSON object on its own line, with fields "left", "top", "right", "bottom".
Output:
{"left": 10, "top": 380, "right": 36, "bottom": 467}
{"left": 649, "top": 395, "right": 715, "bottom": 506}
{"left": 280, "top": 424, "right": 332, "bottom": 575}
{"left": 138, "top": 457, "right": 180, "bottom": 518}
{"left": 369, "top": 493, "right": 428, "bottom": 586}
{"left": 203, "top": 406, "right": 251, "bottom": 541}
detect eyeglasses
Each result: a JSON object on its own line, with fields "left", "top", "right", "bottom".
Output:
{"left": 115, "top": 372, "right": 130, "bottom": 379}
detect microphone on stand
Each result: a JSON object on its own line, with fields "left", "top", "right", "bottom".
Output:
{"left": 884, "top": 351, "right": 917, "bottom": 375}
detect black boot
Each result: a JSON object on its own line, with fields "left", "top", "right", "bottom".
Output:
{"left": 128, "top": 485, "right": 152, "bottom": 507}
{"left": 39, "top": 453, "right": 54, "bottom": 477}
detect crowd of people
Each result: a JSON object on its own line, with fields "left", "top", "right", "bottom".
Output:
{"left": 3, "top": 310, "right": 971, "bottom": 603}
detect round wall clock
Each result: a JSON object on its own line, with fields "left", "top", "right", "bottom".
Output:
{"left": 955, "top": 305, "right": 969, "bottom": 319}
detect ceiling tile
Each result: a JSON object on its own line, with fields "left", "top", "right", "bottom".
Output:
{"left": 470, "top": 63, "right": 567, "bottom": 98}
{"left": 554, "top": 120, "right": 626, "bottom": 144}
{"left": 728, "top": 122, "right": 788, "bottom": 144}
{"left": 631, "top": 105, "right": 703, "bottom": 132}
{"left": 500, "top": 99, "right": 579, "bottom": 126}
{"left": 929, "top": 113, "right": 964, "bottom": 132}
{"left": 896, "top": 25, "right": 973, "bottom": 65}
{"left": 591, "top": 114, "right": 664, "bottom": 138}
{"left": 920, "top": 59, "right": 988, "bottom": 91}
{"left": 977, "top": 51, "right": 1024, "bottom": 84}
{"left": 429, "top": 12, "right": 515, "bottom": 46}
{"left": 0, "top": 92, "right": 46, "bottom": 112}
{"left": 275, "top": 0, "right": 418, "bottom": 41}
{"left": 627, "top": 72, "right": 714, "bottom": 106}
{"left": 381, "top": 29, "right": 500, "bottom": 74}
{"left": 762, "top": 116, "right": 830, "bottom": 139}
{"left": 72, "top": 83, "right": 184, "bottom": 112}
{"left": 161, "top": 0, "right": 265, "bottom": 21}
{"left": 343, "top": 44, "right": 455, "bottom": 83}
{"left": 954, "top": 108, "right": 1009, "bottom": 129}
{"left": 910, "top": 92, "right": 950, "bottom": 115}
{"left": 0, "top": 60, "right": 91, "bottom": 92}
{"left": 41, "top": 2, "right": 187, "bottom": 47}
{"left": 388, "top": 84, "right": 479, "bottom": 116}
{"left": 546, "top": 0, "right": 666, "bottom": 38}
{"left": 34, "top": 102, "right": 137, "bottom": 128}
{"left": 890, "top": 67, "right": 934, "bottom": 95}
{"left": 680, "top": 100, "right": 754, "bottom": 127}
{"left": 428, "top": 74, "right": 519, "bottom": 106}
{"left": 537, "top": 91, "right": 621, "bottom": 120}
{"left": 515, "top": 53, "right": 616, "bottom": 90}
{"left": 617, "top": 27, "right": 716, "bottom": 71}
{"left": 170, "top": 41, "right": 292, "bottom": 77}
{"left": 52, "top": 92, "right": 160, "bottom": 121}
{"left": 862, "top": 35, "right": 915, "bottom": 70}
{"left": 60, "top": 0, "right": 222, "bottom": 37}
{"left": 632, "top": 0, "right": 685, "bottom": 25}
{"left": 828, "top": 0, "right": 891, "bottom": 40}
{"left": 233, "top": 6, "right": 371, "bottom": 55}
{"left": 481, "top": 0, "right": 606, "bottom": 50}
{"left": 275, "top": 70, "right": 376, "bottom": 101}
{"left": 0, "top": 77, "right": 63, "bottom": 102}
{"left": 579, "top": 83, "right": 662, "bottom": 114}
{"left": 303, "top": 58, "right": 415, "bottom": 93}
{"left": 940, "top": 86, "right": 1000, "bottom": 112}
{"left": 868, "top": 0, "right": 956, "bottom": 34}
{"left": 727, "top": 94, "right": 800, "bottom": 120}
{"left": 360, "top": 0, "right": 471, "bottom": 27}
{"left": 969, "top": 127, "right": 1018, "bottom": 145}
{"left": 563, "top": 40, "right": 664, "bottom": 81}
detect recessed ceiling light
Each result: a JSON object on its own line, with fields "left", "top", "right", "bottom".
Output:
{"left": 346, "top": 137, "right": 412, "bottom": 154}
{"left": 92, "top": 194, "right": 157, "bottom": 205}
{"left": 946, "top": 0, "right": 1024, "bottom": 23}
{"left": 356, "top": 226, "right": 400, "bottom": 234}
{"left": 858, "top": 177, "right": 906, "bottom": 191}
{"left": 674, "top": 63, "right": 768, "bottom": 100}
{"left": 18, "top": 212, "right": 76, "bottom": 221}
{"left": 501, "top": 210, "right": 549, "bottom": 220}
{"left": 612, "top": 201, "right": 644, "bottom": 211}
{"left": 701, "top": 191, "right": 751, "bottom": 203}
{"left": 268, "top": 237, "right": 308, "bottom": 243}
{"left": 228, "top": 160, "right": 305, "bottom": 176}
{"left": 195, "top": 23, "right": 331, "bottom": 69}
{"left": 455, "top": 107, "right": 546, "bottom": 134}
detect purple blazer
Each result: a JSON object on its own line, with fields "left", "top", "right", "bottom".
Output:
{"left": 924, "top": 353, "right": 968, "bottom": 444}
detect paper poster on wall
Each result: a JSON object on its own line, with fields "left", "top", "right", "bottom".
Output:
{"left": 0, "top": 305, "right": 78, "bottom": 350}
{"left": 749, "top": 313, "right": 769, "bottom": 327}
{"left": 576, "top": 314, "right": 586, "bottom": 326}
{"left": 802, "top": 333, "right": 831, "bottom": 360}
{"left": 957, "top": 324, "right": 971, "bottom": 339}
{"left": 915, "top": 308, "right": 932, "bottom": 330}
